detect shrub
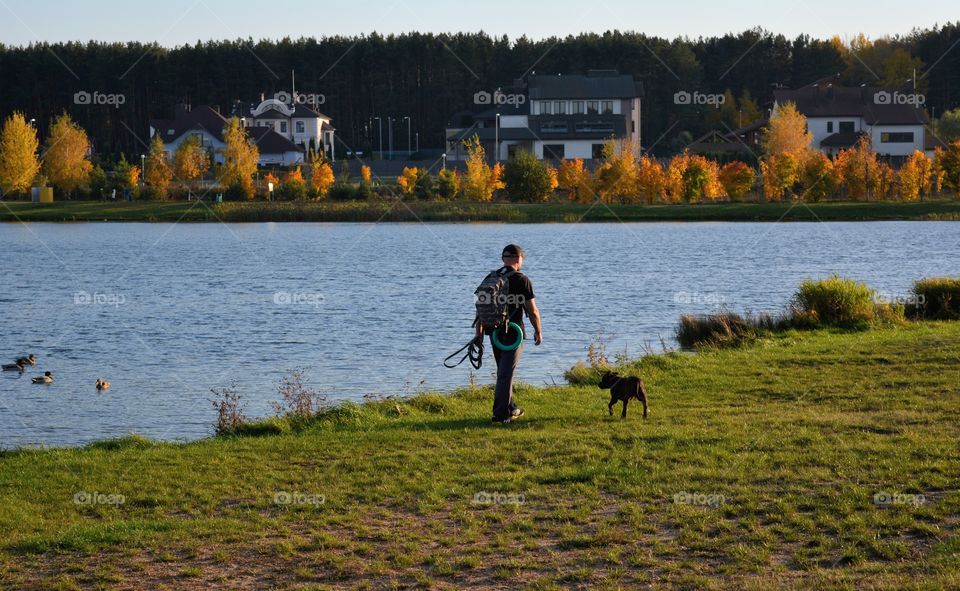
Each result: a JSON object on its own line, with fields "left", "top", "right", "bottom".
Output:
{"left": 414, "top": 169, "right": 436, "bottom": 200}
{"left": 676, "top": 311, "right": 782, "bottom": 349}
{"left": 272, "top": 369, "right": 327, "bottom": 420}
{"left": 503, "top": 149, "right": 553, "bottom": 202}
{"left": 327, "top": 181, "right": 359, "bottom": 201}
{"left": 436, "top": 169, "right": 460, "bottom": 200}
{"left": 210, "top": 385, "right": 247, "bottom": 435}
{"left": 791, "top": 276, "right": 876, "bottom": 326}
{"left": 911, "top": 277, "right": 960, "bottom": 319}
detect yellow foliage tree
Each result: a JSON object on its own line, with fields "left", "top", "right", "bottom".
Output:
{"left": 547, "top": 167, "right": 558, "bottom": 192}
{"left": 310, "top": 160, "right": 334, "bottom": 198}
{"left": 556, "top": 158, "right": 592, "bottom": 203}
{"left": 43, "top": 113, "right": 92, "bottom": 197}
{"left": 173, "top": 135, "right": 209, "bottom": 198}
{"left": 835, "top": 137, "right": 880, "bottom": 200}
{"left": 899, "top": 150, "right": 934, "bottom": 201}
{"left": 217, "top": 117, "right": 259, "bottom": 199}
{"left": 593, "top": 139, "right": 639, "bottom": 204}
{"left": 360, "top": 165, "right": 373, "bottom": 187}
{"left": 663, "top": 154, "right": 687, "bottom": 203}
{"left": 462, "top": 136, "right": 497, "bottom": 202}
{"left": 763, "top": 102, "right": 814, "bottom": 159}
{"left": 489, "top": 162, "right": 505, "bottom": 194}
{"left": 636, "top": 155, "right": 665, "bottom": 204}
{"left": 397, "top": 166, "right": 419, "bottom": 196}
{"left": 761, "top": 153, "right": 799, "bottom": 201}
{"left": 144, "top": 135, "right": 173, "bottom": 199}
{"left": 0, "top": 112, "right": 40, "bottom": 196}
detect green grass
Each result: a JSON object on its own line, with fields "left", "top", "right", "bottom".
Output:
{"left": 3, "top": 198, "right": 960, "bottom": 223}
{"left": 1, "top": 323, "right": 959, "bottom": 589}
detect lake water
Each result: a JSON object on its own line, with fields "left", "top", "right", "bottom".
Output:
{"left": 1, "top": 221, "right": 958, "bottom": 448}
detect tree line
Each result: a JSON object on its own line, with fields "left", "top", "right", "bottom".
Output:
{"left": 3, "top": 26, "right": 960, "bottom": 162}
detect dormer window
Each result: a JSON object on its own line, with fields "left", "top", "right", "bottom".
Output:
{"left": 295, "top": 121, "right": 305, "bottom": 134}
{"left": 280, "top": 121, "right": 288, "bottom": 133}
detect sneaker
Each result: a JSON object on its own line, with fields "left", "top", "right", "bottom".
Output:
{"left": 510, "top": 407, "right": 524, "bottom": 418}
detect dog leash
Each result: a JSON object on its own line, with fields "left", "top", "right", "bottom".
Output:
{"left": 444, "top": 335, "right": 484, "bottom": 369}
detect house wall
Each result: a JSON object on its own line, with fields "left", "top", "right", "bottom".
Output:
{"left": 806, "top": 116, "right": 864, "bottom": 148}
{"left": 534, "top": 139, "right": 602, "bottom": 160}
{"left": 161, "top": 130, "right": 226, "bottom": 164}
{"left": 869, "top": 124, "right": 925, "bottom": 157}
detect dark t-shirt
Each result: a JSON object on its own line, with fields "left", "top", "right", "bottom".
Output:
{"left": 499, "top": 266, "right": 535, "bottom": 328}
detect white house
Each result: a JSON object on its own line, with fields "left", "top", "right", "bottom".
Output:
{"left": 446, "top": 70, "right": 643, "bottom": 161}
{"left": 241, "top": 98, "right": 336, "bottom": 161}
{"left": 773, "top": 78, "right": 931, "bottom": 161}
{"left": 150, "top": 105, "right": 306, "bottom": 166}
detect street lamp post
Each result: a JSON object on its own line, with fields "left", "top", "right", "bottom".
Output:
{"left": 140, "top": 154, "right": 145, "bottom": 190}
{"left": 494, "top": 113, "right": 501, "bottom": 163}
{"left": 373, "top": 117, "right": 384, "bottom": 161}
{"left": 442, "top": 153, "right": 447, "bottom": 171}
{"left": 388, "top": 117, "right": 395, "bottom": 160}
{"left": 415, "top": 132, "right": 419, "bottom": 154}
{"left": 403, "top": 116, "right": 411, "bottom": 158}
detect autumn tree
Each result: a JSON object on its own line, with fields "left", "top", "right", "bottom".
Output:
{"left": 556, "top": 158, "right": 592, "bottom": 203}
{"left": 935, "top": 141, "right": 960, "bottom": 196}
{"left": 144, "top": 135, "right": 173, "bottom": 199}
{"left": 760, "top": 153, "right": 799, "bottom": 201}
{"left": 309, "top": 157, "right": 334, "bottom": 198}
{"left": 935, "top": 109, "right": 960, "bottom": 143}
{"left": 593, "top": 139, "right": 639, "bottom": 204}
{"left": 397, "top": 166, "right": 419, "bottom": 197}
{"left": 835, "top": 137, "right": 880, "bottom": 200}
{"left": 636, "top": 155, "right": 665, "bottom": 204}
{"left": 43, "top": 113, "right": 92, "bottom": 197}
{"left": 738, "top": 89, "right": 762, "bottom": 126}
{"left": 763, "top": 102, "right": 814, "bottom": 159}
{"left": 217, "top": 117, "right": 258, "bottom": 199}
{"left": 462, "top": 136, "right": 499, "bottom": 202}
{"left": 798, "top": 151, "right": 838, "bottom": 202}
{"left": 173, "top": 135, "right": 209, "bottom": 199}
{"left": 718, "top": 161, "right": 756, "bottom": 201}
{"left": 0, "top": 112, "right": 40, "bottom": 197}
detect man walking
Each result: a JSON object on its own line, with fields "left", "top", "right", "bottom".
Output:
{"left": 477, "top": 244, "right": 542, "bottom": 423}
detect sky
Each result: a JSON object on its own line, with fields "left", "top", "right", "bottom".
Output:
{"left": 0, "top": 0, "right": 955, "bottom": 46}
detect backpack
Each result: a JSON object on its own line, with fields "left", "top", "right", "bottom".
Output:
{"left": 474, "top": 269, "right": 511, "bottom": 332}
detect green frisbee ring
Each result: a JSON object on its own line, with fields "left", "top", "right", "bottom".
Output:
{"left": 492, "top": 322, "right": 524, "bottom": 351}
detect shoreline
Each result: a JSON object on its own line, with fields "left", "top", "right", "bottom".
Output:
{"left": 0, "top": 322, "right": 957, "bottom": 588}
{"left": 3, "top": 199, "right": 960, "bottom": 223}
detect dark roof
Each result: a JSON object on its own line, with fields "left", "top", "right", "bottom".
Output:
{"left": 820, "top": 131, "right": 868, "bottom": 148}
{"left": 151, "top": 105, "right": 228, "bottom": 144}
{"left": 150, "top": 105, "right": 304, "bottom": 155}
{"left": 247, "top": 126, "right": 304, "bottom": 154}
{"left": 528, "top": 71, "right": 642, "bottom": 100}
{"left": 774, "top": 84, "right": 929, "bottom": 125}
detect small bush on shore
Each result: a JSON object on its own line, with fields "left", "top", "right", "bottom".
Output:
{"left": 676, "top": 311, "right": 783, "bottom": 349}
{"left": 791, "top": 275, "right": 877, "bottom": 326}
{"left": 911, "top": 277, "right": 960, "bottom": 319}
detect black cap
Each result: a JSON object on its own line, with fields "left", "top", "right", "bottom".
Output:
{"left": 502, "top": 244, "right": 524, "bottom": 257}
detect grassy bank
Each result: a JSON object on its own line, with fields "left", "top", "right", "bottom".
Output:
{"left": 3, "top": 199, "right": 960, "bottom": 223}
{"left": 1, "top": 323, "right": 958, "bottom": 590}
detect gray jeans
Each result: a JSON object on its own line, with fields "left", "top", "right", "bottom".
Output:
{"left": 491, "top": 338, "right": 523, "bottom": 420}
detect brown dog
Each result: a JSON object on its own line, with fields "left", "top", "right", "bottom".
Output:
{"left": 598, "top": 371, "right": 649, "bottom": 419}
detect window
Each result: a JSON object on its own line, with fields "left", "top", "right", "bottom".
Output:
{"left": 575, "top": 122, "right": 615, "bottom": 133}
{"left": 295, "top": 121, "right": 305, "bottom": 134}
{"left": 881, "top": 132, "right": 914, "bottom": 143}
{"left": 554, "top": 101, "right": 566, "bottom": 114}
{"left": 827, "top": 122, "right": 834, "bottom": 133}
{"left": 572, "top": 101, "right": 585, "bottom": 114}
{"left": 601, "top": 101, "right": 613, "bottom": 114}
{"left": 587, "top": 101, "right": 599, "bottom": 115}
{"left": 591, "top": 143, "right": 605, "bottom": 159}
{"left": 839, "top": 121, "right": 855, "bottom": 133}
{"left": 544, "top": 144, "right": 565, "bottom": 160}
{"left": 540, "top": 101, "right": 552, "bottom": 115}
{"left": 280, "top": 121, "right": 288, "bottom": 133}
{"left": 540, "top": 121, "right": 568, "bottom": 133}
